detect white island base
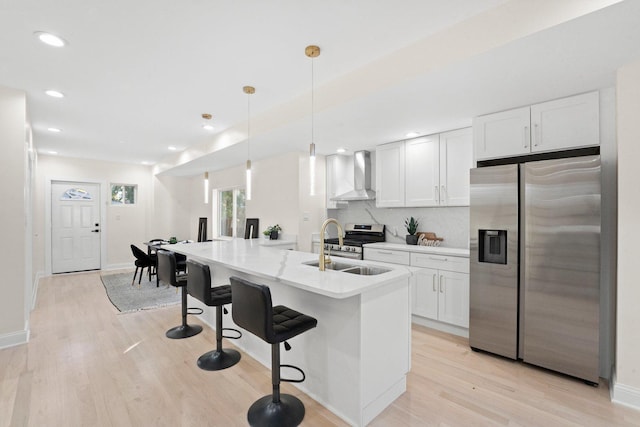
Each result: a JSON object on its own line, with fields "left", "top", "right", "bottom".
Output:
{"left": 171, "top": 241, "right": 411, "bottom": 426}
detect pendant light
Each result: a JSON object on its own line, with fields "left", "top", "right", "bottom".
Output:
{"left": 204, "top": 172, "right": 209, "bottom": 204}
{"left": 306, "top": 45, "right": 320, "bottom": 196}
{"left": 243, "top": 85, "right": 255, "bottom": 200}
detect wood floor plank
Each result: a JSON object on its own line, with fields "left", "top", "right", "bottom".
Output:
{"left": 1, "top": 271, "right": 638, "bottom": 426}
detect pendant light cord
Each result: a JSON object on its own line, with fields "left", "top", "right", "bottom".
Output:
{"left": 247, "top": 92, "right": 251, "bottom": 161}
{"left": 311, "top": 58, "right": 314, "bottom": 144}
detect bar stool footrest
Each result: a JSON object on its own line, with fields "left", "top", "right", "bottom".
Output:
{"left": 222, "top": 327, "right": 242, "bottom": 340}
{"left": 187, "top": 307, "right": 204, "bottom": 315}
{"left": 280, "top": 364, "right": 306, "bottom": 383}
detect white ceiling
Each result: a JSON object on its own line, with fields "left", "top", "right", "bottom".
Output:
{"left": 2, "top": 0, "right": 640, "bottom": 176}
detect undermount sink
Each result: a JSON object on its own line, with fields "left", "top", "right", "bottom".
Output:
{"left": 303, "top": 260, "right": 391, "bottom": 276}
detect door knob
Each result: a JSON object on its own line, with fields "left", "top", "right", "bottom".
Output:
{"left": 92, "top": 229, "right": 100, "bottom": 233}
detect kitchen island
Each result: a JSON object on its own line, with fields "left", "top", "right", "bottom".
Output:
{"left": 168, "top": 239, "right": 412, "bottom": 426}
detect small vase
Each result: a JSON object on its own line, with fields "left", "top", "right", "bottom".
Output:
{"left": 406, "top": 235, "right": 418, "bottom": 245}
{"left": 270, "top": 230, "right": 279, "bottom": 240}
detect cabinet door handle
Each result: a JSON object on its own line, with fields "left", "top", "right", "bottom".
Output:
{"left": 524, "top": 126, "right": 529, "bottom": 148}
{"left": 440, "top": 185, "right": 446, "bottom": 203}
{"left": 428, "top": 256, "right": 448, "bottom": 262}
{"left": 439, "top": 275, "right": 444, "bottom": 293}
{"left": 432, "top": 274, "right": 437, "bottom": 292}
{"left": 534, "top": 123, "right": 540, "bottom": 147}
{"left": 435, "top": 186, "right": 439, "bottom": 201}
{"left": 377, "top": 250, "right": 393, "bottom": 255}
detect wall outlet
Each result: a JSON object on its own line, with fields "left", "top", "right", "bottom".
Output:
{"left": 393, "top": 227, "right": 398, "bottom": 236}
{"left": 303, "top": 212, "right": 310, "bottom": 222}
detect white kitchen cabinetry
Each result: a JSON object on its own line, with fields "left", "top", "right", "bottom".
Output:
{"left": 363, "top": 246, "right": 470, "bottom": 331}
{"left": 375, "top": 141, "right": 405, "bottom": 207}
{"left": 474, "top": 91, "right": 599, "bottom": 161}
{"left": 377, "top": 127, "right": 472, "bottom": 207}
{"left": 405, "top": 135, "right": 440, "bottom": 206}
{"left": 326, "top": 154, "right": 353, "bottom": 209}
{"left": 411, "top": 253, "right": 469, "bottom": 328}
{"left": 438, "top": 128, "right": 473, "bottom": 206}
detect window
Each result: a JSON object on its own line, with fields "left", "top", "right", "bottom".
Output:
{"left": 61, "top": 187, "right": 93, "bottom": 200}
{"left": 111, "top": 184, "right": 137, "bottom": 205}
{"left": 218, "top": 188, "right": 246, "bottom": 237}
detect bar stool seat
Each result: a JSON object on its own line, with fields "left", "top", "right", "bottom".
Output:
{"left": 186, "top": 259, "right": 242, "bottom": 371}
{"left": 230, "top": 276, "right": 317, "bottom": 427}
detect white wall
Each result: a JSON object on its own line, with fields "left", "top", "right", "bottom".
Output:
{"left": 0, "top": 86, "right": 28, "bottom": 347}
{"left": 34, "top": 155, "right": 155, "bottom": 272}
{"left": 197, "top": 151, "right": 326, "bottom": 252}
{"left": 614, "top": 58, "right": 640, "bottom": 408}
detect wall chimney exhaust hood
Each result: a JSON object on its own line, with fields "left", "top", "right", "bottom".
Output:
{"left": 331, "top": 150, "right": 376, "bottom": 201}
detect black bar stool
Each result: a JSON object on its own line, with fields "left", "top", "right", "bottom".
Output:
{"left": 186, "top": 259, "right": 242, "bottom": 371}
{"left": 157, "top": 250, "right": 203, "bottom": 339}
{"left": 230, "top": 276, "right": 317, "bottom": 427}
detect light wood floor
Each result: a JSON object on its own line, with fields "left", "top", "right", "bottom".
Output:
{"left": 1, "top": 271, "right": 639, "bottom": 426}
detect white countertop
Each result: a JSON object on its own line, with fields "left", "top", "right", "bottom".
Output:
{"left": 364, "top": 242, "right": 470, "bottom": 258}
{"left": 163, "top": 239, "right": 411, "bottom": 299}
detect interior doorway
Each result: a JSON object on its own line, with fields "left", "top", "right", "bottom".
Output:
{"left": 51, "top": 181, "right": 102, "bottom": 273}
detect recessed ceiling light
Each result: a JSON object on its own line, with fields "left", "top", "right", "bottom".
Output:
{"left": 202, "top": 124, "right": 214, "bottom": 130}
{"left": 406, "top": 132, "right": 420, "bottom": 138}
{"left": 141, "top": 161, "right": 151, "bottom": 165}
{"left": 336, "top": 148, "right": 347, "bottom": 153}
{"left": 168, "top": 146, "right": 177, "bottom": 151}
{"left": 34, "top": 31, "right": 66, "bottom": 47}
{"left": 45, "top": 90, "right": 64, "bottom": 98}
{"left": 47, "top": 150, "right": 58, "bottom": 155}
{"left": 47, "top": 127, "right": 62, "bottom": 133}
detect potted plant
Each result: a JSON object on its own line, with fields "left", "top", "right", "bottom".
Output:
{"left": 404, "top": 217, "right": 419, "bottom": 245}
{"left": 263, "top": 224, "right": 282, "bottom": 240}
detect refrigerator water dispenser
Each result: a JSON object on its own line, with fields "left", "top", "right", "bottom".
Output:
{"left": 478, "top": 229, "right": 507, "bottom": 264}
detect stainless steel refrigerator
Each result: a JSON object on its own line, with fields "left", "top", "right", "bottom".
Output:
{"left": 469, "top": 155, "right": 600, "bottom": 384}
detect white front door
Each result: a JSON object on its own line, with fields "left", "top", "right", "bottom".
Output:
{"left": 51, "top": 181, "right": 101, "bottom": 273}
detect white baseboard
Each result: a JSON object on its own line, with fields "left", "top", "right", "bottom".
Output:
{"left": 103, "top": 263, "right": 133, "bottom": 271}
{"left": 0, "top": 329, "right": 29, "bottom": 350}
{"left": 32, "top": 270, "right": 45, "bottom": 310}
{"left": 411, "top": 315, "right": 469, "bottom": 338}
{"left": 611, "top": 371, "right": 640, "bottom": 411}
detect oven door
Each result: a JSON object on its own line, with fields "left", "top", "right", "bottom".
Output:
{"left": 329, "top": 250, "right": 363, "bottom": 260}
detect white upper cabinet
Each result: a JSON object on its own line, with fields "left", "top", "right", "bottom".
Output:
{"left": 473, "top": 107, "right": 531, "bottom": 160}
{"left": 326, "top": 154, "right": 353, "bottom": 209}
{"left": 530, "top": 91, "right": 599, "bottom": 153}
{"left": 405, "top": 135, "right": 440, "bottom": 207}
{"left": 377, "top": 127, "right": 473, "bottom": 208}
{"left": 439, "top": 127, "right": 473, "bottom": 206}
{"left": 473, "top": 91, "right": 600, "bottom": 161}
{"left": 375, "top": 141, "right": 405, "bottom": 207}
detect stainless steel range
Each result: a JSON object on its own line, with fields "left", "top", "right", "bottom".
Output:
{"left": 323, "top": 223, "right": 385, "bottom": 260}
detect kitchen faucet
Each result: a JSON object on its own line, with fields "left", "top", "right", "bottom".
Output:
{"left": 319, "top": 218, "right": 343, "bottom": 271}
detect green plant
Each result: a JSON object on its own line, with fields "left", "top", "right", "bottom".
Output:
{"left": 404, "top": 217, "right": 419, "bottom": 235}
{"left": 263, "top": 224, "right": 282, "bottom": 235}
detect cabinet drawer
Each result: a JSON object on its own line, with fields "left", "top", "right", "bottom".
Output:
{"left": 410, "top": 253, "right": 469, "bottom": 273}
{"left": 363, "top": 248, "right": 410, "bottom": 266}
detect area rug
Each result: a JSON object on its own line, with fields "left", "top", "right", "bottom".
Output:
{"left": 100, "top": 272, "right": 180, "bottom": 313}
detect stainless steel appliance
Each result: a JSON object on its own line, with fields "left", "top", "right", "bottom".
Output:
{"left": 324, "top": 223, "right": 385, "bottom": 260}
{"left": 469, "top": 155, "right": 601, "bottom": 384}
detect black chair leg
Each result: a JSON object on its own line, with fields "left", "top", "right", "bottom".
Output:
{"left": 247, "top": 343, "right": 305, "bottom": 427}
{"left": 196, "top": 305, "right": 241, "bottom": 371}
{"left": 165, "top": 286, "right": 202, "bottom": 339}
{"left": 132, "top": 267, "right": 139, "bottom": 286}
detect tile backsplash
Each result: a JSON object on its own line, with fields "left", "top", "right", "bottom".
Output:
{"left": 329, "top": 201, "right": 469, "bottom": 249}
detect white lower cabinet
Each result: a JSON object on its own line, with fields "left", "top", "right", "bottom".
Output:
{"left": 412, "top": 266, "right": 469, "bottom": 328}
{"left": 363, "top": 247, "right": 469, "bottom": 329}
{"left": 410, "top": 253, "right": 469, "bottom": 328}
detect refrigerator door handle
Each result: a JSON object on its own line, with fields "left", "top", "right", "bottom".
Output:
{"left": 432, "top": 274, "right": 436, "bottom": 292}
